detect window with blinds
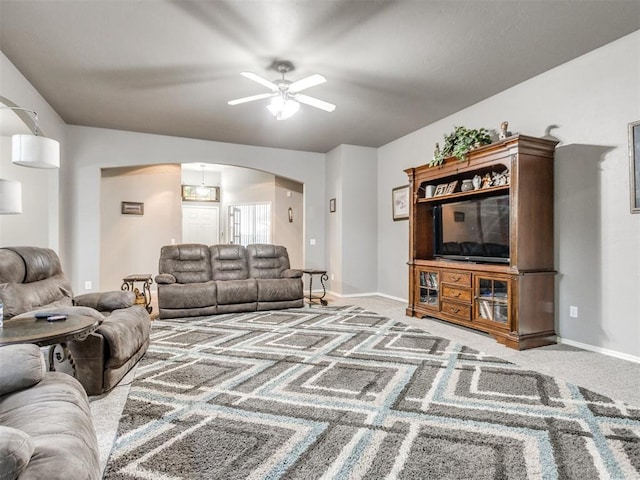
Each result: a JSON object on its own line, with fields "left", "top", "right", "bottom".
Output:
{"left": 228, "top": 203, "right": 271, "bottom": 246}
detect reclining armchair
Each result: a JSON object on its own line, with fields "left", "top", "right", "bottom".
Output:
{"left": 0, "top": 344, "right": 100, "bottom": 479}
{"left": 0, "top": 246, "right": 151, "bottom": 396}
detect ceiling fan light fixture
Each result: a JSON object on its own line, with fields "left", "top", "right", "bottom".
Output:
{"left": 229, "top": 60, "right": 333, "bottom": 120}
{"left": 267, "top": 96, "right": 300, "bottom": 121}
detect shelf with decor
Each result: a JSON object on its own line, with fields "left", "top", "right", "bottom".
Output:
{"left": 404, "top": 134, "right": 558, "bottom": 350}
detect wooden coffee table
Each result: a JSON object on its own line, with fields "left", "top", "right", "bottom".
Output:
{"left": 0, "top": 314, "right": 99, "bottom": 376}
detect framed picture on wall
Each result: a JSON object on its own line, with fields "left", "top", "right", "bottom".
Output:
{"left": 392, "top": 185, "right": 409, "bottom": 221}
{"left": 121, "top": 201, "right": 144, "bottom": 215}
{"left": 629, "top": 120, "right": 640, "bottom": 213}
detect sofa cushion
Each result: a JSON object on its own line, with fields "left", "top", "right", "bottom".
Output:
{"left": 157, "top": 282, "right": 217, "bottom": 309}
{"left": 246, "top": 244, "right": 291, "bottom": 279}
{"left": 0, "top": 249, "right": 26, "bottom": 283}
{"left": 210, "top": 245, "right": 249, "bottom": 280}
{"left": 74, "top": 291, "right": 135, "bottom": 311}
{"left": 216, "top": 278, "right": 257, "bottom": 304}
{"left": 4, "top": 247, "right": 63, "bottom": 283}
{"left": 0, "top": 275, "right": 73, "bottom": 319}
{"left": 158, "top": 244, "right": 212, "bottom": 283}
{"left": 0, "top": 344, "right": 46, "bottom": 396}
{"left": 154, "top": 273, "right": 176, "bottom": 284}
{"left": 0, "top": 426, "right": 34, "bottom": 480}
{"left": 97, "top": 306, "right": 151, "bottom": 369}
{"left": 256, "top": 278, "right": 303, "bottom": 302}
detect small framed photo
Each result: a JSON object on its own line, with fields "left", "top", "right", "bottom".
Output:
{"left": 445, "top": 180, "right": 458, "bottom": 194}
{"left": 630, "top": 120, "right": 640, "bottom": 213}
{"left": 121, "top": 201, "right": 144, "bottom": 215}
{"left": 434, "top": 184, "right": 448, "bottom": 196}
{"left": 392, "top": 185, "right": 409, "bottom": 221}
{"left": 329, "top": 198, "right": 336, "bottom": 213}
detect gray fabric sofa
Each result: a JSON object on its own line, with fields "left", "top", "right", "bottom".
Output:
{"left": 155, "top": 243, "right": 304, "bottom": 319}
{"left": 0, "top": 344, "right": 100, "bottom": 480}
{"left": 0, "top": 246, "right": 151, "bottom": 396}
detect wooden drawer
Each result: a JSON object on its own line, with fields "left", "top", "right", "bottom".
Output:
{"left": 441, "top": 271, "right": 471, "bottom": 287}
{"left": 441, "top": 301, "right": 471, "bottom": 320}
{"left": 441, "top": 285, "right": 472, "bottom": 302}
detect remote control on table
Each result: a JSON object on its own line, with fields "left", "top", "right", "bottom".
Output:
{"left": 46, "top": 315, "right": 67, "bottom": 322}
{"left": 35, "top": 312, "right": 53, "bottom": 319}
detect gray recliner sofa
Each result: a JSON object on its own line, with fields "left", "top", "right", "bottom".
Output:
{"left": 155, "top": 243, "right": 304, "bottom": 319}
{"left": 0, "top": 344, "right": 100, "bottom": 480}
{"left": 0, "top": 246, "right": 151, "bottom": 396}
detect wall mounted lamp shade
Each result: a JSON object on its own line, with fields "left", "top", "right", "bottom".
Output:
{"left": 12, "top": 134, "right": 60, "bottom": 168}
{"left": 0, "top": 179, "right": 23, "bottom": 214}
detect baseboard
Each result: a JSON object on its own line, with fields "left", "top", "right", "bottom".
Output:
{"left": 327, "top": 291, "right": 407, "bottom": 304}
{"left": 557, "top": 336, "right": 640, "bottom": 364}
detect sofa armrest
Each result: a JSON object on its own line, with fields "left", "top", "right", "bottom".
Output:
{"left": 282, "top": 269, "right": 303, "bottom": 279}
{"left": 74, "top": 291, "right": 135, "bottom": 311}
{"left": 0, "top": 344, "right": 46, "bottom": 396}
{"left": 155, "top": 273, "right": 177, "bottom": 284}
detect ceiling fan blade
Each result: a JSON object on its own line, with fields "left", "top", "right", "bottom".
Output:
{"left": 228, "top": 92, "right": 274, "bottom": 105}
{"left": 289, "top": 74, "right": 326, "bottom": 93}
{"left": 240, "top": 72, "right": 278, "bottom": 91}
{"left": 296, "top": 94, "right": 336, "bottom": 112}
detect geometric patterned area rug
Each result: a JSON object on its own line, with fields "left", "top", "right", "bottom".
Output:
{"left": 103, "top": 306, "right": 640, "bottom": 479}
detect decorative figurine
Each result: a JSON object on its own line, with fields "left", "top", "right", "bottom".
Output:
{"left": 461, "top": 179, "right": 474, "bottom": 192}
{"left": 499, "top": 121, "right": 511, "bottom": 140}
{"left": 472, "top": 174, "right": 482, "bottom": 190}
{"left": 481, "top": 173, "right": 493, "bottom": 188}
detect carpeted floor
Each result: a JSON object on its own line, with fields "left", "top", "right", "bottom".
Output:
{"left": 103, "top": 305, "right": 639, "bottom": 479}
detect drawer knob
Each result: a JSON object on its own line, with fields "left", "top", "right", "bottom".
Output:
{"left": 453, "top": 292, "right": 461, "bottom": 297}
{"left": 451, "top": 307, "right": 460, "bottom": 313}
{"left": 452, "top": 275, "right": 461, "bottom": 282}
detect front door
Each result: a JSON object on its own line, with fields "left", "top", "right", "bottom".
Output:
{"left": 182, "top": 205, "right": 220, "bottom": 245}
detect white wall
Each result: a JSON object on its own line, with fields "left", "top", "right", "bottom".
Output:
{"left": 274, "top": 176, "right": 304, "bottom": 269}
{"left": 0, "top": 52, "right": 65, "bottom": 252}
{"left": 64, "top": 126, "right": 325, "bottom": 293}
{"left": 100, "top": 164, "right": 182, "bottom": 291}
{"left": 326, "top": 144, "right": 378, "bottom": 295}
{"left": 341, "top": 145, "right": 377, "bottom": 294}
{"left": 377, "top": 31, "right": 640, "bottom": 357}
{"left": 326, "top": 146, "right": 343, "bottom": 291}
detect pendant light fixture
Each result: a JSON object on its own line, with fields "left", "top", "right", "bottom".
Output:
{"left": 1, "top": 106, "right": 60, "bottom": 168}
{"left": 196, "top": 164, "right": 208, "bottom": 196}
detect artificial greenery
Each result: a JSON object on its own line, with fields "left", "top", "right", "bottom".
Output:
{"left": 429, "top": 125, "right": 492, "bottom": 166}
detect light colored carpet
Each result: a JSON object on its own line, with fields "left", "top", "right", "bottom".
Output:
{"left": 92, "top": 297, "right": 640, "bottom": 478}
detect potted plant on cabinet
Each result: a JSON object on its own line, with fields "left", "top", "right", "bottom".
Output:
{"left": 429, "top": 125, "right": 492, "bottom": 167}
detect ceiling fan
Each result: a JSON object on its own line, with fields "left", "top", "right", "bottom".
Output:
{"left": 228, "top": 61, "right": 336, "bottom": 120}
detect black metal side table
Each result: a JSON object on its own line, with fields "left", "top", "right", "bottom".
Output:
{"left": 121, "top": 274, "right": 153, "bottom": 313}
{"left": 302, "top": 269, "right": 329, "bottom": 306}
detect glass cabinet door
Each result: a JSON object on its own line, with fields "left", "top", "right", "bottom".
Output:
{"left": 474, "top": 276, "right": 510, "bottom": 327}
{"left": 417, "top": 270, "right": 439, "bottom": 309}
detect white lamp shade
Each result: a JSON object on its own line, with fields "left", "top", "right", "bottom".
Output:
{"left": 12, "top": 134, "right": 60, "bottom": 168}
{"left": 0, "top": 179, "right": 22, "bottom": 214}
{"left": 267, "top": 97, "right": 300, "bottom": 120}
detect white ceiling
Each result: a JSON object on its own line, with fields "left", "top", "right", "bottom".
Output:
{"left": 1, "top": 1, "right": 638, "bottom": 153}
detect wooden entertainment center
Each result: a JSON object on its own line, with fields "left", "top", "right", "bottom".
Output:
{"left": 404, "top": 135, "right": 558, "bottom": 349}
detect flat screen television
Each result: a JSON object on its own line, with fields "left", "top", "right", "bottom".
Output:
{"left": 434, "top": 194, "right": 510, "bottom": 264}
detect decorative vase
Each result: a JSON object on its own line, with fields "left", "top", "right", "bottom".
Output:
{"left": 425, "top": 185, "right": 436, "bottom": 198}
{"left": 461, "top": 179, "right": 474, "bottom": 192}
